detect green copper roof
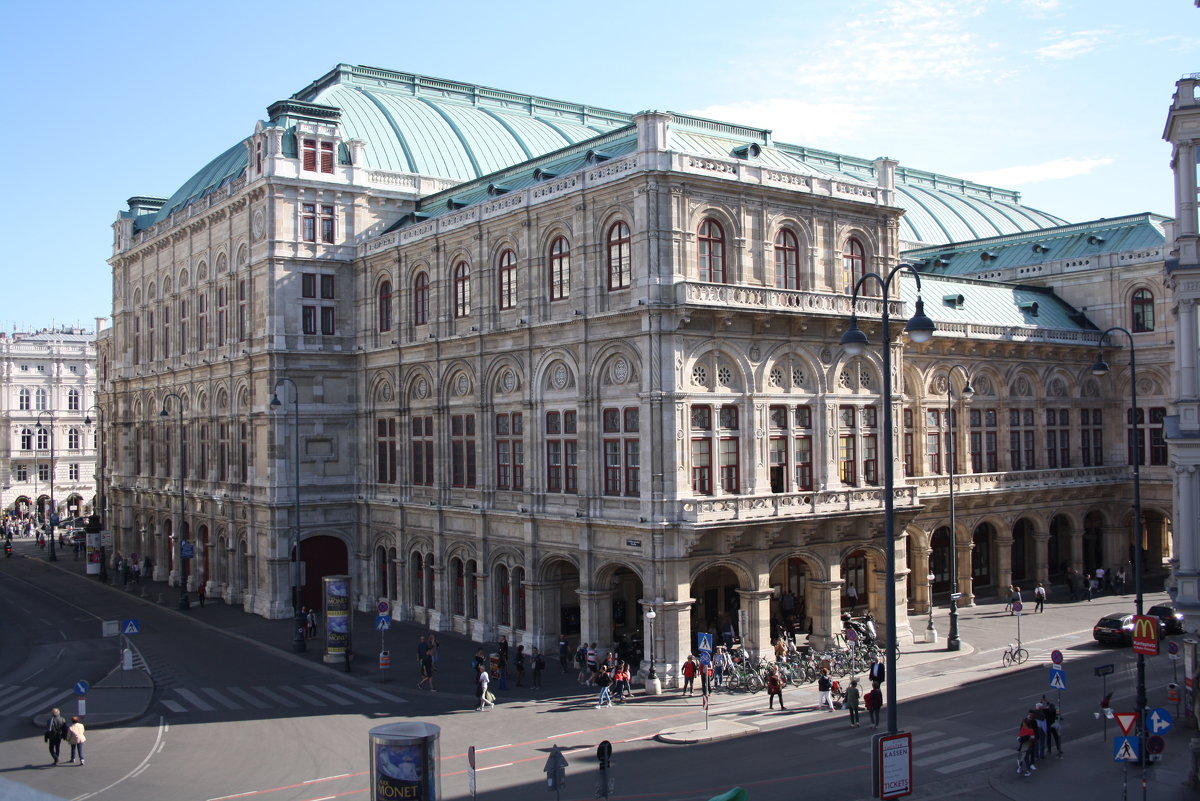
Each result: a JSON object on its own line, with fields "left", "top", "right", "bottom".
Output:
{"left": 900, "top": 273, "right": 1092, "bottom": 331}
{"left": 902, "top": 213, "right": 1168, "bottom": 275}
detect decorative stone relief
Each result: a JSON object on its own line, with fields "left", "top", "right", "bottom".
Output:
{"left": 820, "top": 347, "right": 833, "bottom": 365}
{"left": 769, "top": 367, "right": 784, "bottom": 388}
{"left": 1013, "top": 376, "right": 1032, "bottom": 397}
{"left": 455, "top": 374, "right": 471, "bottom": 397}
{"left": 792, "top": 367, "right": 807, "bottom": 389}
{"left": 252, "top": 210, "right": 265, "bottom": 241}
{"left": 717, "top": 365, "right": 733, "bottom": 388}
{"left": 859, "top": 369, "right": 872, "bottom": 389}
{"left": 691, "top": 364, "right": 709, "bottom": 388}
{"left": 551, "top": 363, "right": 569, "bottom": 390}
{"left": 973, "top": 375, "right": 994, "bottom": 396}
{"left": 1048, "top": 378, "right": 1067, "bottom": 397}
{"left": 380, "top": 383, "right": 393, "bottom": 401}
{"left": 611, "top": 357, "right": 629, "bottom": 384}
{"left": 931, "top": 375, "right": 948, "bottom": 394}
{"left": 500, "top": 369, "right": 517, "bottom": 394}
{"left": 1081, "top": 378, "right": 1100, "bottom": 398}
{"left": 415, "top": 378, "right": 429, "bottom": 399}
{"left": 839, "top": 369, "right": 852, "bottom": 389}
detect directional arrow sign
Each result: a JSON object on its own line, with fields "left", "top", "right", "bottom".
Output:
{"left": 74, "top": 680, "right": 89, "bottom": 696}
{"left": 1048, "top": 665, "right": 1066, "bottom": 691}
{"left": 1114, "top": 736, "right": 1140, "bottom": 762}
{"left": 1149, "top": 708, "right": 1173, "bottom": 735}
{"left": 1114, "top": 712, "right": 1137, "bottom": 736}
{"left": 544, "top": 745, "right": 568, "bottom": 791}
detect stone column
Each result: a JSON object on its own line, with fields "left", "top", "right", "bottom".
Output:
{"left": 651, "top": 598, "right": 694, "bottom": 689}
{"left": 958, "top": 537, "right": 976, "bottom": 608}
{"left": 472, "top": 571, "right": 492, "bottom": 642}
{"left": 807, "top": 579, "right": 843, "bottom": 650}
{"left": 913, "top": 548, "right": 933, "bottom": 614}
{"left": 736, "top": 588, "right": 775, "bottom": 660}
{"left": 1033, "top": 533, "right": 1050, "bottom": 585}
{"left": 578, "top": 589, "right": 615, "bottom": 650}
{"left": 995, "top": 536, "right": 1014, "bottom": 599}
{"left": 428, "top": 566, "right": 450, "bottom": 631}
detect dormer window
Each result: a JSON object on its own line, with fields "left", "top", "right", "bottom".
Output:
{"left": 301, "top": 138, "right": 334, "bottom": 174}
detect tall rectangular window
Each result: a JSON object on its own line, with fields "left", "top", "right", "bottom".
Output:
{"left": 1080, "top": 408, "right": 1104, "bottom": 466}
{"left": 377, "top": 418, "right": 397, "bottom": 484}
{"left": 546, "top": 410, "right": 577, "bottom": 493}
{"left": 903, "top": 408, "right": 915, "bottom": 476}
{"left": 217, "top": 287, "right": 227, "bottom": 347}
{"left": 218, "top": 422, "right": 229, "bottom": 482}
{"left": 495, "top": 413, "right": 524, "bottom": 490}
{"left": 69, "top": 463, "right": 79, "bottom": 481}
{"left": 1008, "top": 408, "right": 1035, "bottom": 470}
{"left": 1046, "top": 409, "right": 1070, "bottom": 468}
{"left": 320, "top": 205, "right": 335, "bottom": 243}
{"left": 197, "top": 294, "right": 207, "bottom": 350}
{"left": 602, "top": 407, "right": 639, "bottom": 496}
{"left": 450, "top": 414, "right": 476, "bottom": 488}
{"left": 302, "top": 139, "right": 335, "bottom": 174}
{"left": 926, "top": 409, "right": 943, "bottom": 475}
{"left": 1150, "top": 408, "right": 1167, "bottom": 465}
{"left": 237, "top": 280, "right": 247, "bottom": 342}
{"left": 794, "top": 405, "right": 813, "bottom": 491}
{"left": 970, "top": 408, "right": 998, "bottom": 473}
{"left": 411, "top": 416, "right": 434, "bottom": 486}
{"left": 320, "top": 307, "right": 336, "bottom": 335}
{"left": 239, "top": 421, "right": 248, "bottom": 483}
{"left": 302, "top": 203, "right": 317, "bottom": 242}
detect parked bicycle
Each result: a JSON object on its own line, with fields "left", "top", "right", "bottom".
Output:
{"left": 1001, "top": 642, "right": 1029, "bottom": 667}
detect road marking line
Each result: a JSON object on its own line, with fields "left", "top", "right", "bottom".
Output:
{"left": 226, "top": 687, "right": 270, "bottom": 709}
{"left": 175, "top": 687, "right": 217, "bottom": 712}
{"left": 275, "top": 685, "right": 323, "bottom": 706}
{"left": 477, "top": 744, "right": 512, "bottom": 752}
{"left": 252, "top": 685, "right": 299, "bottom": 708}
{"left": 208, "top": 791, "right": 260, "bottom": 800}
{"left": 354, "top": 685, "right": 409, "bottom": 704}
{"left": 75, "top": 715, "right": 165, "bottom": 801}
{"left": 914, "top": 741, "right": 995, "bottom": 766}
{"left": 934, "top": 748, "right": 1008, "bottom": 773}
{"left": 304, "top": 774, "right": 351, "bottom": 783}
{"left": 6, "top": 687, "right": 68, "bottom": 716}
{"left": 162, "top": 699, "right": 186, "bottom": 713}
{"left": 303, "top": 684, "right": 357, "bottom": 705}
{"left": 199, "top": 687, "right": 245, "bottom": 711}
{"left": 616, "top": 718, "right": 649, "bottom": 725}
{"left": 324, "top": 685, "right": 380, "bottom": 703}
{"left": 550, "top": 730, "right": 584, "bottom": 738}
{"left": 477, "top": 763, "right": 512, "bottom": 771}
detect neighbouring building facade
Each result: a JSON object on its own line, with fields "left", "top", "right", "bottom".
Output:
{"left": 2, "top": 327, "right": 101, "bottom": 525}
{"left": 102, "top": 64, "right": 1175, "bottom": 682}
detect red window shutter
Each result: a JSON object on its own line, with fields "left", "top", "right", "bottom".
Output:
{"left": 302, "top": 139, "right": 317, "bottom": 171}
{"left": 320, "top": 142, "right": 334, "bottom": 173}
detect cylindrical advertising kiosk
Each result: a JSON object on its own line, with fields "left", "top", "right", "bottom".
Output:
{"left": 369, "top": 721, "right": 440, "bottom": 801}
{"left": 323, "top": 574, "right": 352, "bottom": 664}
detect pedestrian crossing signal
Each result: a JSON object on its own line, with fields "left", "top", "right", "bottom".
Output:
{"left": 1114, "top": 736, "right": 1139, "bottom": 762}
{"left": 122, "top": 619, "right": 140, "bottom": 635}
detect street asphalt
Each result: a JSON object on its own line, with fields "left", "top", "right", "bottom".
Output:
{"left": 21, "top": 546, "right": 1200, "bottom": 800}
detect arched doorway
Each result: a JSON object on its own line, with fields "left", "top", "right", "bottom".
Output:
{"left": 690, "top": 564, "right": 745, "bottom": 647}
{"left": 1048, "top": 515, "right": 1070, "bottom": 579}
{"left": 971, "top": 523, "right": 994, "bottom": 591}
{"left": 1083, "top": 511, "right": 1105, "bottom": 573}
{"left": 541, "top": 558, "right": 581, "bottom": 636}
{"left": 1011, "top": 519, "right": 1035, "bottom": 585}
{"left": 769, "top": 555, "right": 814, "bottom": 637}
{"left": 930, "top": 527, "right": 953, "bottom": 594}
{"left": 841, "top": 550, "right": 869, "bottom": 615}
{"left": 299, "top": 535, "right": 347, "bottom": 611}
{"left": 602, "top": 565, "right": 644, "bottom": 654}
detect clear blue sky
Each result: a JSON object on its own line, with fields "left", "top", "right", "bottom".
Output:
{"left": 2, "top": 0, "right": 1195, "bottom": 333}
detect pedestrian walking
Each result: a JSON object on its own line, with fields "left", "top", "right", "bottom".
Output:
{"left": 817, "top": 672, "right": 834, "bottom": 710}
{"left": 1016, "top": 714, "right": 1037, "bottom": 776}
{"left": 1085, "top": 574, "right": 1096, "bottom": 601}
{"left": 44, "top": 708, "right": 68, "bottom": 764}
{"left": 865, "top": 682, "right": 883, "bottom": 728}
{"left": 1094, "top": 566, "right": 1107, "bottom": 594}
{"left": 595, "top": 665, "right": 614, "bottom": 707}
{"left": 428, "top": 634, "right": 439, "bottom": 671}
{"left": 845, "top": 678, "right": 862, "bottom": 726}
{"left": 514, "top": 644, "right": 526, "bottom": 687}
{"left": 416, "top": 634, "right": 428, "bottom": 667}
{"left": 847, "top": 583, "right": 859, "bottom": 613}
{"left": 66, "top": 716, "right": 86, "bottom": 765}
{"left": 766, "top": 666, "right": 786, "bottom": 710}
{"left": 418, "top": 650, "right": 435, "bottom": 691}
{"left": 1034, "top": 583, "right": 1046, "bottom": 613}
{"left": 713, "top": 646, "right": 730, "bottom": 689}
{"left": 197, "top": 582, "right": 206, "bottom": 607}
{"left": 306, "top": 607, "right": 318, "bottom": 638}
{"left": 681, "top": 655, "right": 698, "bottom": 697}
{"left": 1042, "top": 697, "right": 1064, "bottom": 757}
{"left": 612, "top": 661, "right": 629, "bottom": 702}
{"left": 1115, "top": 567, "right": 1127, "bottom": 595}
{"left": 1066, "top": 569, "right": 1079, "bottom": 601}
{"left": 586, "top": 643, "right": 598, "bottom": 685}
{"left": 1008, "top": 585, "right": 1022, "bottom": 615}
{"left": 559, "top": 635, "right": 571, "bottom": 673}
{"left": 868, "top": 654, "right": 886, "bottom": 686}
{"left": 575, "top": 642, "right": 589, "bottom": 684}
{"left": 475, "top": 665, "right": 494, "bottom": 711}
{"left": 531, "top": 647, "right": 545, "bottom": 689}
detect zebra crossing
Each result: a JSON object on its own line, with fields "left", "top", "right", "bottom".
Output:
{"left": 781, "top": 716, "right": 1010, "bottom": 776}
{"left": 159, "top": 682, "right": 409, "bottom": 715}
{"left": 0, "top": 684, "right": 74, "bottom": 718}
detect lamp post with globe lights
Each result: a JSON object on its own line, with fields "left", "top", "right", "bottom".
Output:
{"left": 940, "top": 366, "right": 974, "bottom": 651}
{"left": 271, "top": 377, "right": 307, "bottom": 653}
{"left": 838, "top": 262, "right": 936, "bottom": 734}
{"left": 160, "top": 393, "right": 189, "bottom": 610}
{"left": 644, "top": 605, "right": 660, "bottom": 695}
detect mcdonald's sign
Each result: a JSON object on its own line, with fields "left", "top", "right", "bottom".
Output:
{"left": 1132, "top": 615, "right": 1160, "bottom": 656}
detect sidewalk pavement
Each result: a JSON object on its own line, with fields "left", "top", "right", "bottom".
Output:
{"left": 27, "top": 547, "right": 1200, "bottom": 800}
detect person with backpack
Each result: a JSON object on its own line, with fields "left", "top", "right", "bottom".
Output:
{"left": 817, "top": 671, "right": 834, "bottom": 710}
{"left": 1034, "top": 583, "right": 1047, "bottom": 613}
{"left": 531, "top": 647, "right": 546, "bottom": 690}
{"left": 865, "top": 682, "right": 883, "bottom": 728}
{"left": 712, "top": 647, "right": 731, "bottom": 690}
{"left": 514, "top": 645, "right": 527, "bottom": 687}
{"left": 594, "top": 665, "right": 614, "bottom": 708}
{"left": 575, "top": 643, "right": 589, "bottom": 684}
{"left": 845, "top": 678, "right": 862, "bottom": 727}
{"left": 765, "top": 666, "right": 786, "bottom": 710}
{"left": 44, "top": 707, "right": 69, "bottom": 764}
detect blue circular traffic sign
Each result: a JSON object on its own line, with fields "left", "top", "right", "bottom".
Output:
{"left": 1169, "top": 641, "right": 1180, "bottom": 655}
{"left": 1147, "top": 735, "right": 1166, "bottom": 755}
{"left": 1051, "top": 649, "right": 1063, "bottom": 665}
{"left": 1012, "top": 601, "right": 1023, "bottom": 612}
{"left": 74, "top": 680, "right": 89, "bottom": 696}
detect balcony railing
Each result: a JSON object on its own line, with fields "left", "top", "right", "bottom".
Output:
{"left": 678, "top": 281, "right": 903, "bottom": 319}
{"left": 676, "top": 485, "right": 919, "bottom": 525}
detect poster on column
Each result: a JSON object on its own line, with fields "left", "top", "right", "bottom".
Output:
{"left": 324, "top": 574, "right": 352, "bottom": 660}
{"left": 85, "top": 531, "right": 101, "bottom": 575}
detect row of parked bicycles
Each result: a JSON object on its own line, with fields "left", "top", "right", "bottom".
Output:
{"left": 715, "top": 634, "right": 899, "bottom": 693}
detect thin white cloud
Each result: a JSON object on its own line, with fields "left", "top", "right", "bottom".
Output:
{"left": 687, "top": 99, "right": 875, "bottom": 142}
{"left": 961, "top": 156, "right": 1114, "bottom": 185}
{"left": 1014, "top": 0, "right": 1061, "bottom": 16}
{"left": 1036, "top": 29, "right": 1109, "bottom": 60}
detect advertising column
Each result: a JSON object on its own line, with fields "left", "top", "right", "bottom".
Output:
{"left": 323, "top": 574, "right": 352, "bottom": 665}
{"left": 369, "top": 721, "right": 440, "bottom": 801}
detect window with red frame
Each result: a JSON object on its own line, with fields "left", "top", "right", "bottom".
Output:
{"left": 842, "top": 238, "right": 865, "bottom": 293}
{"left": 378, "top": 281, "right": 393, "bottom": 332}
{"left": 768, "top": 405, "right": 789, "bottom": 492}
{"left": 549, "top": 237, "right": 571, "bottom": 300}
{"left": 862, "top": 405, "right": 879, "bottom": 485}
{"left": 1132, "top": 289, "right": 1154, "bottom": 333}
{"left": 1150, "top": 407, "right": 1167, "bottom": 465}
{"left": 498, "top": 250, "right": 517, "bottom": 309}
{"left": 926, "top": 409, "right": 943, "bottom": 475}
{"left": 301, "top": 139, "right": 334, "bottom": 174}
{"left": 413, "top": 272, "right": 429, "bottom": 326}
{"left": 411, "top": 415, "right": 434, "bottom": 485}
{"left": 377, "top": 417, "right": 397, "bottom": 484}
{"left": 495, "top": 412, "right": 524, "bottom": 490}
{"left": 545, "top": 410, "right": 577, "bottom": 493}
{"left": 301, "top": 203, "right": 317, "bottom": 242}
{"left": 450, "top": 414, "right": 476, "bottom": 488}
{"left": 839, "top": 406, "right": 857, "bottom": 485}
{"left": 698, "top": 218, "right": 726, "bottom": 283}
{"left": 774, "top": 229, "right": 800, "bottom": 290}
{"left": 454, "top": 262, "right": 471, "bottom": 318}
{"left": 690, "top": 405, "right": 713, "bottom": 494}
{"left": 607, "top": 221, "right": 631, "bottom": 290}
{"left": 602, "top": 406, "right": 639, "bottom": 496}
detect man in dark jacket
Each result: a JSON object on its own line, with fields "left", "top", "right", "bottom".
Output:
{"left": 868, "top": 655, "right": 886, "bottom": 686}
{"left": 44, "top": 707, "right": 68, "bottom": 764}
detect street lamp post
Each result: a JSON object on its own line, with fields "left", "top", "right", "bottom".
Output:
{"left": 839, "top": 263, "right": 937, "bottom": 735}
{"left": 160, "top": 393, "right": 189, "bottom": 610}
{"left": 36, "top": 411, "right": 58, "bottom": 562}
{"left": 271, "top": 377, "right": 307, "bottom": 653}
{"left": 644, "top": 605, "right": 658, "bottom": 694}
{"left": 84, "top": 405, "right": 107, "bottom": 580}
{"left": 941, "top": 367, "right": 974, "bottom": 651}
{"left": 1090, "top": 328, "right": 1146, "bottom": 758}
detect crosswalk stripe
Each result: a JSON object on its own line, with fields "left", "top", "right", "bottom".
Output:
{"left": 3, "top": 687, "right": 65, "bottom": 716}
{"left": 353, "top": 685, "right": 408, "bottom": 704}
{"left": 935, "top": 749, "right": 1008, "bottom": 774}
{"left": 303, "top": 685, "right": 356, "bottom": 705}
{"left": 16, "top": 689, "right": 72, "bottom": 718}
{"left": 275, "top": 685, "right": 325, "bottom": 706}
{"left": 914, "top": 741, "right": 996, "bottom": 767}
{"left": 226, "top": 687, "right": 270, "bottom": 709}
{"left": 174, "top": 688, "right": 217, "bottom": 712}
{"left": 199, "top": 687, "right": 244, "bottom": 711}
{"left": 328, "top": 685, "right": 384, "bottom": 703}
{"left": 0, "top": 685, "right": 33, "bottom": 704}
{"left": 253, "top": 686, "right": 299, "bottom": 708}
{"left": 162, "top": 699, "right": 187, "bottom": 713}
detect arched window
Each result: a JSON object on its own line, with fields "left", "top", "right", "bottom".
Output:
{"left": 35, "top": 389, "right": 48, "bottom": 410}
{"left": 1131, "top": 289, "right": 1154, "bottom": 333}
{"left": 412, "top": 552, "right": 425, "bottom": 607}
{"left": 18, "top": 388, "right": 30, "bottom": 410}
{"left": 775, "top": 229, "right": 800, "bottom": 290}
{"left": 20, "top": 428, "right": 32, "bottom": 450}
{"left": 68, "top": 428, "right": 81, "bottom": 450}
{"left": 698, "top": 219, "right": 726, "bottom": 283}
{"left": 842, "top": 238, "right": 866, "bottom": 292}
{"left": 378, "top": 280, "right": 393, "bottom": 332}
{"left": 549, "top": 236, "right": 571, "bottom": 300}
{"left": 413, "top": 272, "right": 429, "bottom": 326}
{"left": 498, "top": 250, "right": 517, "bottom": 309}
{"left": 36, "top": 427, "right": 49, "bottom": 450}
{"left": 453, "top": 262, "right": 471, "bottom": 318}
{"left": 496, "top": 564, "right": 511, "bottom": 626}
{"left": 607, "top": 221, "right": 631, "bottom": 290}
{"left": 453, "top": 558, "right": 466, "bottom": 616}
{"left": 67, "top": 388, "right": 81, "bottom": 411}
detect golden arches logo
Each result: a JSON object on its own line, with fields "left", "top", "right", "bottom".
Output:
{"left": 1133, "top": 616, "right": 1158, "bottom": 641}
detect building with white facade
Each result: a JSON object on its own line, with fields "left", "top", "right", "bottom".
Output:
{"left": 102, "top": 65, "right": 1173, "bottom": 681}
{"left": 1, "top": 326, "right": 100, "bottom": 525}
